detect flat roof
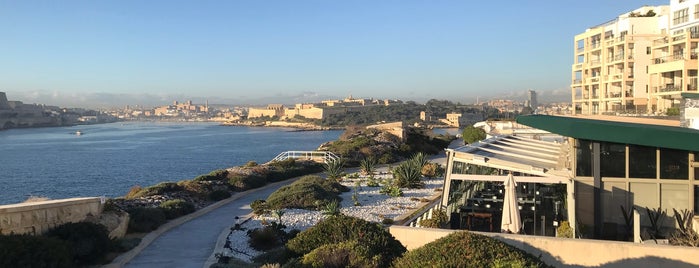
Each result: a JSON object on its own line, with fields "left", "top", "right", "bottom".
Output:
{"left": 516, "top": 115, "right": 699, "bottom": 152}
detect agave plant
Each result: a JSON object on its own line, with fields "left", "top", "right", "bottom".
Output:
{"left": 359, "top": 156, "right": 378, "bottom": 176}
{"left": 393, "top": 160, "right": 423, "bottom": 189}
{"left": 323, "top": 158, "right": 345, "bottom": 181}
{"left": 411, "top": 152, "right": 429, "bottom": 169}
{"left": 322, "top": 200, "right": 341, "bottom": 217}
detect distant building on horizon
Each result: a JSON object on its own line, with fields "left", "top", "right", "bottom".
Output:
{"left": 528, "top": 90, "right": 537, "bottom": 109}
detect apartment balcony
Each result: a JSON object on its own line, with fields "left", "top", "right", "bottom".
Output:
{"left": 572, "top": 79, "right": 582, "bottom": 85}
{"left": 652, "top": 53, "right": 698, "bottom": 64}
{"left": 606, "top": 92, "right": 623, "bottom": 98}
{"left": 576, "top": 47, "right": 584, "bottom": 53}
{"left": 606, "top": 73, "right": 623, "bottom": 81}
{"left": 589, "top": 59, "right": 601, "bottom": 66}
{"left": 586, "top": 77, "right": 600, "bottom": 84}
{"left": 572, "top": 63, "right": 583, "bottom": 70}
{"left": 612, "top": 54, "right": 624, "bottom": 62}
{"left": 654, "top": 84, "right": 682, "bottom": 93}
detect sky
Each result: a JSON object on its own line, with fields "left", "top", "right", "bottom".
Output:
{"left": 0, "top": 0, "right": 670, "bottom": 108}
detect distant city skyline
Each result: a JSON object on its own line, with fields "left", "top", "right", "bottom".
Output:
{"left": 0, "top": 0, "right": 668, "bottom": 109}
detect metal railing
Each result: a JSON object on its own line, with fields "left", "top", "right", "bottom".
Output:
{"left": 270, "top": 151, "right": 339, "bottom": 164}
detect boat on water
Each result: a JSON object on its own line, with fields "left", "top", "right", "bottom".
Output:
{"left": 75, "top": 130, "right": 83, "bottom": 136}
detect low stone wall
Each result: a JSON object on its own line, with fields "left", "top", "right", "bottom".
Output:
{"left": 0, "top": 197, "right": 103, "bottom": 235}
{"left": 389, "top": 226, "right": 699, "bottom": 267}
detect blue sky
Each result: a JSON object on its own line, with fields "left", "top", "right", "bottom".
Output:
{"left": 0, "top": 0, "right": 669, "bottom": 108}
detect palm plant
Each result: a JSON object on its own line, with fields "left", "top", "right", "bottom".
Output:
{"left": 272, "top": 209, "right": 285, "bottom": 226}
{"left": 359, "top": 156, "right": 377, "bottom": 176}
{"left": 323, "top": 158, "right": 345, "bottom": 181}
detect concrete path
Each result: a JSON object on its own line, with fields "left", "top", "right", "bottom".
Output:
{"left": 112, "top": 179, "right": 297, "bottom": 268}
{"left": 111, "top": 138, "right": 463, "bottom": 268}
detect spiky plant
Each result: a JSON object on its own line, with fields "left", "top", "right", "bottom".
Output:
{"left": 359, "top": 156, "right": 378, "bottom": 176}
{"left": 393, "top": 160, "right": 423, "bottom": 189}
{"left": 323, "top": 158, "right": 345, "bottom": 181}
{"left": 411, "top": 152, "right": 429, "bottom": 169}
{"left": 322, "top": 200, "right": 341, "bottom": 217}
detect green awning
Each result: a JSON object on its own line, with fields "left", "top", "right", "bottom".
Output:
{"left": 516, "top": 115, "right": 699, "bottom": 152}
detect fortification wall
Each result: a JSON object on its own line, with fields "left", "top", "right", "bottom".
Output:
{"left": 389, "top": 226, "right": 699, "bottom": 267}
{"left": 0, "top": 197, "right": 103, "bottom": 235}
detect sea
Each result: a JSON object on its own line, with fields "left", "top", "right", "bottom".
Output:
{"left": 0, "top": 122, "right": 342, "bottom": 205}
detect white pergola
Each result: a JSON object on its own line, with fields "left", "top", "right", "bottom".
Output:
{"left": 440, "top": 135, "right": 576, "bottom": 233}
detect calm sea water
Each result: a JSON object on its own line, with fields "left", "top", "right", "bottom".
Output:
{"left": 0, "top": 122, "right": 342, "bottom": 205}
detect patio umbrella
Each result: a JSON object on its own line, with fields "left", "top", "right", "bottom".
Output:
{"left": 501, "top": 172, "right": 521, "bottom": 233}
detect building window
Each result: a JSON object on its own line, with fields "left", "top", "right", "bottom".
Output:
{"left": 629, "top": 145, "right": 656, "bottom": 179}
{"left": 674, "top": 8, "right": 689, "bottom": 25}
{"left": 646, "top": 47, "right": 651, "bottom": 55}
{"left": 600, "top": 142, "right": 625, "bottom": 177}
{"left": 695, "top": 185, "right": 699, "bottom": 213}
{"left": 576, "top": 140, "right": 593, "bottom": 176}
{"left": 660, "top": 148, "right": 688, "bottom": 179}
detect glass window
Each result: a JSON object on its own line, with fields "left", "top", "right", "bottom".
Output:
{"left": 630, "top": 182, "right": 658, "bottom": 226}
{"left": 694, "top": 185, "right": 699, "bottom": 213}
{"left": 660, "top": 148, "right": 688, "bottom": 180}
{"left": 629, "top": 145, "right": 656, "bottom": 178}
{"left": 576, "top": 140, "right": 592, "bottom": 176}
{"left": 600, "top": 142, "right": 625, "bottom": 177}
{"left": 661, "top": 184, "right": 689, "bottom": 221}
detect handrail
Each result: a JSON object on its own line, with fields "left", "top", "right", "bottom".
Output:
{"left": 270, "top": 150, "right": 339, "bottom": 163}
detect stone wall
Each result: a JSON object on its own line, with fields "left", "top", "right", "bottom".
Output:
{"left": 0, "top": 197, "right": 103, "bottom": 235}
{"left": 389, "top": 226, "right": 699, "bottom": 267}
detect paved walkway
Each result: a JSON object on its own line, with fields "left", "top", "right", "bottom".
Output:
{"left": 111, "top": 178, "right": 297, "bottom": 268}
{"left": 110, "top": 139, "right": 462, "bottom": 268}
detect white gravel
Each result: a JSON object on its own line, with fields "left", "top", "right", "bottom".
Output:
{"left": 222, "top": 174, "right": 444, "bottom": 263}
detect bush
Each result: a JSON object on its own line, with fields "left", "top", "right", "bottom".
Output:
{"left": 209, "top": 189, "right": 232, "bottom": 201}
{"left": 159, "top": 199, "right": 196, "bottom": 219}
{"left": 251, "top": 199, "right": 270, "bottom": 216}
{"left": 265, "top": 175, "right": 348, "bottom": 210}
{"left": 252, "top": 247, "right": 294, "bottom": 266}
{"left": 392, "top": 231, "right": 551, "bottom": 268}
{"left": 194, "top": 169, "right": 229, "bottom": 182}
{"left": 556, "top": 221, "right": 574, "bottom": 238}
{"left": 419, "top": 209, "right": 448, "bottom": 228}
{"left": 128, "top": 207, "right": 167, "bottom": 233}
{"left": 129, "top": 182, "right": 183, "bottom": 198}
{"left": 421, "top": 163, "right": 444, "bottom": 178}
{"left": 228, "top": 174, "right": 267, "bottom": 191}
{"left": 462, "top": 125, "right": 486, "bottom": 144}
{"left": 0, "top": 234, "right": 74, "bottom": 267}
{"left": 248, "top": 226, "right": 286, "bottom": 251}
{"left": 245, "top": 161, "right": 259, "bottom": 167}
{"left": 44, "top": 222, "right": 111, "bottom": 265}
{"left": 287, "top": 215, "right": 406, "bottom": 267}
{"left": 301, "top": 240, "right": 379, "bottom": 268}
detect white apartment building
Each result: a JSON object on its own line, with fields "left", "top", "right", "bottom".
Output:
{"left": 572, "top": 5, "right": 670, "bottom": 115}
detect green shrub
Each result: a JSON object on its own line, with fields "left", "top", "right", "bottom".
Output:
{"left": 251, "top": 199, "right": 270, "bottom": 216}
{"left": 228, "top": 174, "right": 267, "bottom": 191}
{"left": 0, "top": 234, "right": 74, "bottom": 268}
{"left": 556, "top": 221, "right": 574, "bottom": 238}
{"left": 44, "top": 222, "right": 111, "bottom": 265}
{"left": 301, "top": 240, "right": 379, "bottom": 268}
{"left": 194, "top": 169, "right": 228, "bottom": 182}
{"left": 245, "top": 161, "right": 259, "bottom": 167}
{"left": 366, "top": 176, "right": 380, "bottom": 187}
{"left": 462, "top": 125, "right": 486, "bottom": 144}
{"left": 380, "top": 184, "right": 403, "bottom": 197}
{"left": 128, "top": 207, "right": 167, "bottom": 233}
{"left": 209, "top": 189, "right": 232, "bottom": 201}
{"left": 392, "top": 231, "right": 551, "bottom": 268}
{"left": 248, "top": 226, "right": 287, "bottom": 251}
{"left": 159, "top": 199, "right": 196, "bottom": 219}
{"left": 419, "top": 209, "right": 448, "bottom": 228}
{"left": 287, "top": 215, "right": 406, "bottom": 268}
{"left": 130, "top": 182, "right": 183, "bottom": 198}
{"left": 265, "top": 175, "right": 348, "bottom": 210}
{"left": 252, "top": 247, "right": 294, "bottom": 267}
{"left": 421, "top": 162, "right": 444, "bottom": 178}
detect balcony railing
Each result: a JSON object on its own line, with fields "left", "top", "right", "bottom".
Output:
{"left": 653, "top": 37, "right": 669, "bottom": 46}
{"left": 653, "top": 53, "right": 699, "bottom": 64}
{"left": 572, "top": 79, "right": 582, "bottom": 84}
{"left": 590, "top": 42, "right": 601, "bottom": 49}
{"left": 655, "top": 85, "right": 682, "bottom": 92}
{"left": 573, "top": 63, "right": 582, "bottom": 69}
{"left": 577, "top": 47, "right": 584, "bottom": 53}
{"left": 589, "top": 59, "right": 601, "bottom": 65}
